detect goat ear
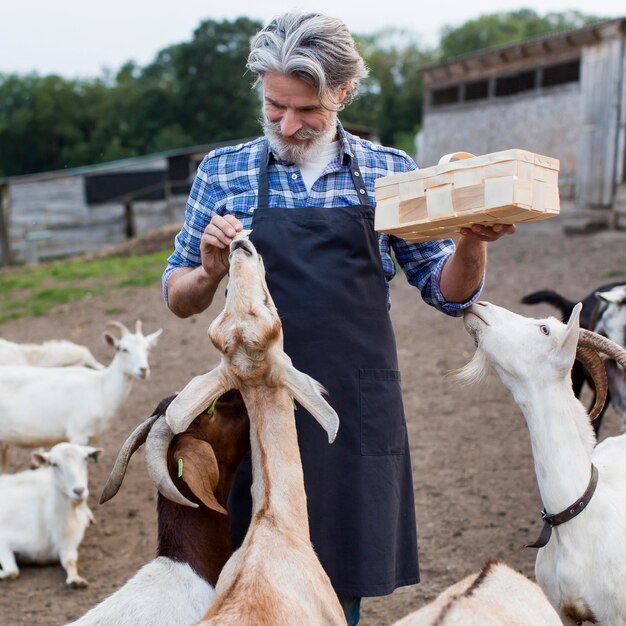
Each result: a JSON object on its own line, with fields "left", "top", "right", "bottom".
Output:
{"left": 103, "top": 332, "right": 118, "bottom": 348}
{"left": 552, "top": 302, "right": 582, "bottom": 372}
{"left": 166, "top": 367, "right": 229, "bottom": 434}
{"left": 31, "top": 450, "right": 49, "bottom": 467}
{"left": 171, "top": 436, "right": 226, "bottom": 515}
{"left": 280, "top": 361, "right": 339, "bottom": 443}
{"left": 146, "top": 328, "right": 163, "bottom": 348}
{"left": 85, "top": 447, "right": 104, "bottom": 462}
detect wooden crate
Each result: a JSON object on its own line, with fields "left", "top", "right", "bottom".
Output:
{"left": 374, "top": 149, "right": 560, "bottom": 242}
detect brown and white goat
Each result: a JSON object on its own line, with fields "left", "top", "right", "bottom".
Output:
{"left": 392, "top": 561, "right": 561, "bottom": 625}
{"left": 66, "top": 391, "right": 249, "bottom": 626}
{"left": 159, "top": 236, "right": 346, "bottom": 626}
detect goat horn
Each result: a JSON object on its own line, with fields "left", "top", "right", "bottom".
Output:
{"left": 145, "top": 417, "right": 198, "bottom": 509}
{"left": 135, "top": 320, "right": 143, "bottom": 335}
{"left": 579, "top": 329, "right": 626, "bottom": 369}
{"left": 106, "top": 321, "right": 130, "bottom": 336}
{"left": 99, "top": 412, "right": 160, "bottom": 504}
{"left": 575, "top": 346, "right": 607, "bottom": 422}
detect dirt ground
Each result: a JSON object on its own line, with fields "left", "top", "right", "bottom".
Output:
{"left": 0, "top": 222, "right": 625, "bottom": 625}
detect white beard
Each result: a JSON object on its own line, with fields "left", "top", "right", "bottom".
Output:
{"left": 263, "top": 116, "right": 338, "bottom": 164}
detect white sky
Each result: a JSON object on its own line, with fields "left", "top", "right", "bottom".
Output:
{"left": 1, "top": 0, "right": 625, "bottom": 78}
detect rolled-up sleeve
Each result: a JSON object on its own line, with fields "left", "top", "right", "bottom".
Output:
{"left": 392, "top": 236, "right": 484, "bottom": 316}
{"left": 162, "top": 156, "right": 218, "bottom": 304}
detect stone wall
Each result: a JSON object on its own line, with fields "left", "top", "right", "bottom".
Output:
{"left": 419, "top": 83, "right": 581, "bottom": 199}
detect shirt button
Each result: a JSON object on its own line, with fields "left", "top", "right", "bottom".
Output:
{"left": 249, "top": 207, "right": 255, "bottom": 212}
{"left": 291, "top": 173, "right": 298, "bottom": 180}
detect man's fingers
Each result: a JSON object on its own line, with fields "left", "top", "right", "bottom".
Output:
{"left": 203, "top": 215, "right": 243, "bottom": 248}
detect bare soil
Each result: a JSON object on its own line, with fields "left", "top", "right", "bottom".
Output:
{"left": 1, "top": 223, "right": 625, "bottom": 625}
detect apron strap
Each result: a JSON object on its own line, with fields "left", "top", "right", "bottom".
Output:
{"left": 257, "top": 137, "right": 374, "bottom": 210}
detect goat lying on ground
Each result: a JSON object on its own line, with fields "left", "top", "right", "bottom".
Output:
{"left": 391, "top": 561, "right": 561, "bottom": 625}
{"left": 0, "top": 320, "right": 161, "bottom": 472}
{"left": 66, "top": 391, "right": 249, "bottom": 626}
{"left": 460, "top": 301, "right": 626, "bottom": 625}
{"left": 522, "top": 282, "right": 626, "bottom": 432}
{"left": 0, "top": 337, "right": 104, "bottom": 370}
{"left": 158, "top": 236, "right": 345, "bottom": 625}
{"left": 0, "top": 442, "right": 102, "bottom": 587}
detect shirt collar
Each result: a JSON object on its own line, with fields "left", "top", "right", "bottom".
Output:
{"left": 266, "top": 120, "right": 354, "bottom": 167}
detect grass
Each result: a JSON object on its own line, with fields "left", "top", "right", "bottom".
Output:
{"left": 0, "top": 249, "right": 169, "bottom": 324}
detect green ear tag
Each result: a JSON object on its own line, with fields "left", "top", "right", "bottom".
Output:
{"left": 291, "top": 396, "right": 297, "bottom": 411}
{"left": 177, "top": 458, "right": 183, "bottom": 478}
{"left": 207, "top": 395, "right": 220, "bottom": 416}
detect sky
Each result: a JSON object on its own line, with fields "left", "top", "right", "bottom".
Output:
{"left": 1, "top": 0, "right": 625, "bottom": 79}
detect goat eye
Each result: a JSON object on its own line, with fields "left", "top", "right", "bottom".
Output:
{"left": 539, "top": 324, "right": 550, "bottom": 335}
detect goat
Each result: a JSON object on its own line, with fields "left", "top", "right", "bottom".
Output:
{"left": 156, "top": 236, "right": 345, "bottom": 625}
{"left": 0, "top": 337, "right": 104, "bottom": 370}
{"left": 0, "top": 320, "right": 161, "bottom": 472}
{"left": 460, "top": 300, "right": 626, "bottom": 625}
{"left": 0, "top": 442, "right": 102, "bottom": 587}
{"left": 522, "top": 282, "right": 626, "bottom": 432}
{"left": 66, "top": 391, "right": 249, "bottom": 626}
{"left": 391, "top": 561, "right": 561, "bottom": 625}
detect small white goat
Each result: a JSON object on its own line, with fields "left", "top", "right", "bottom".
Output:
{"left": 460, "top": 301, "right": 626, "bottom": 625}
{"left": 161, "top": 237, "right": 346, "bottom": 625}
{"left": 0, "top": 442, "right": 102, "bottom": 587}
{"left": 391, "top": 561, "right": 561, "bottom": 625}
{"left": 0, "top": 320, "right": 161, "bottom": 472}
{"left": 0, "top": 337, "right": 104, "bottom": 370}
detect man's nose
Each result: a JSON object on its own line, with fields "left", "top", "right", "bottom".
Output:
{"left": 280, "top": 109, "right": 302, "bottom": 137}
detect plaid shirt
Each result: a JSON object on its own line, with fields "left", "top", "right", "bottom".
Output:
{"left": 163, "top": 123, "right": 482, "bottom": 315}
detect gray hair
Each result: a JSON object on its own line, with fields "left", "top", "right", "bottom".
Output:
{"left": 247, "top": 12, "right": 368, "bottom": 111}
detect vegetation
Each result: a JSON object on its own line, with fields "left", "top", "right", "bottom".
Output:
{"left": 0, "top": 10, "right": 603, "bottom": 177}
{"left": 0, "top": 249, "right": 169, "bottom": 323}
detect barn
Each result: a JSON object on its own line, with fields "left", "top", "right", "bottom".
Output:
{"left": 0, "top": 139, "right": 249, "bottom": 265}
{"left": 418, "top": 17, "right": 626, "bottom": 232}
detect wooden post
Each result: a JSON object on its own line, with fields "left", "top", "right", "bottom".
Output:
{"left": 0, "top": 184, "right": 10, "bottom": 266}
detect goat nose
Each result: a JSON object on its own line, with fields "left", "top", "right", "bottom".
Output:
{"left": 73, "top": 487, "right": 85, "bottom": 498}
{"left": 139, "top": 367, "right": 148, "bottom": 379}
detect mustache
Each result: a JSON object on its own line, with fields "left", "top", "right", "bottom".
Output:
{"left": 262, "top": 120, "right": 326, "bottom": 141}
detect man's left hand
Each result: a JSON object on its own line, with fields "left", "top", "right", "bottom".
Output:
{"left": 459, "top": 223, "right": 516, "bottom": 242}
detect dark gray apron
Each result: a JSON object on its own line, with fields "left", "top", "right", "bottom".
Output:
{"left": 227, "top": 140, "right": 419, "bottom": 597}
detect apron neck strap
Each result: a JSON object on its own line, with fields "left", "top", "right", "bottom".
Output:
{"left": 257, "top": 138, "right": 373, "bottom": 209}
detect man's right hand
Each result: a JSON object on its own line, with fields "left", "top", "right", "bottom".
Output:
{"left": 200, "top": 214, "right": 244, "bottom": 279}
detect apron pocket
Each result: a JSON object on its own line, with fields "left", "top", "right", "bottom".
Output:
{"left": 359, "top": 369, "right": 406, "bottom": 456}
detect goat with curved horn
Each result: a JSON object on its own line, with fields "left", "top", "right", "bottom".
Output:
{"left": 460, "top": 300, "right": 626, "bottom": 624}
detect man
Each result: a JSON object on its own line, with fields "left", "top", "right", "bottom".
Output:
{"left": 163, "top": 12, "right": 514, "bottom": 625}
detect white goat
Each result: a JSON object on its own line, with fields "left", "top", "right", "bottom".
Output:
{"left": 0, "top": 442, "right": 102, "bottom": 586}
{"left": 392, "top": 561, "right": 561, "bottom": 625}
{"left": 460, "top": 300, "right": 626, "bottom": 625}
{"left": 67, "top": 392, "right": 250, "bottom": 626}
{"left": 0, "top": 337, "right": 104, "bottom": 370}
{"left": 0, "top": 320, "right": 161, "bottom": 472}
{"left": 161, "top": 237, "right": 346, "bottom": 626}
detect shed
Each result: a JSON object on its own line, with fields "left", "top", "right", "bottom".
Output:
{"left": 418, "top": 17, "right": 626, "bottom": 232}
{"left": 0, "top": 139, "right": 252, "bottom": 265}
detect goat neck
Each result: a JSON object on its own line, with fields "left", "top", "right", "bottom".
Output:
{"left": 242, "top": 384, "right": 310, "bottom": 536}
{"left": 516, "top": 383, "right": 595, "bottom": 515}
{"left": 100, "top": 352, "right": 134, "bottom": 409}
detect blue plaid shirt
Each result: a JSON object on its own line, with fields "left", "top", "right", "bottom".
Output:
{"left": 164, "top": 123, "right": 482, "bottom": 315}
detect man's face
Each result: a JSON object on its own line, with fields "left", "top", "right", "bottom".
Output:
{"left": 262, "top": 72, "right": 343, "bottom": 164}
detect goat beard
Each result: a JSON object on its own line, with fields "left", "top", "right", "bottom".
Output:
{"left": 262, "top": 116, "right": 338, "bottom": 164}
{"left": 455, "top": 348, "right": 489, "bottom": 386}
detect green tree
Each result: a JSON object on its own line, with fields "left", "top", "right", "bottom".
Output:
{"left": 344, "top": 29, "right": 435, "bottom": 153}
{"left": 439, "top": 9, "right": 602, "bottom": 60}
